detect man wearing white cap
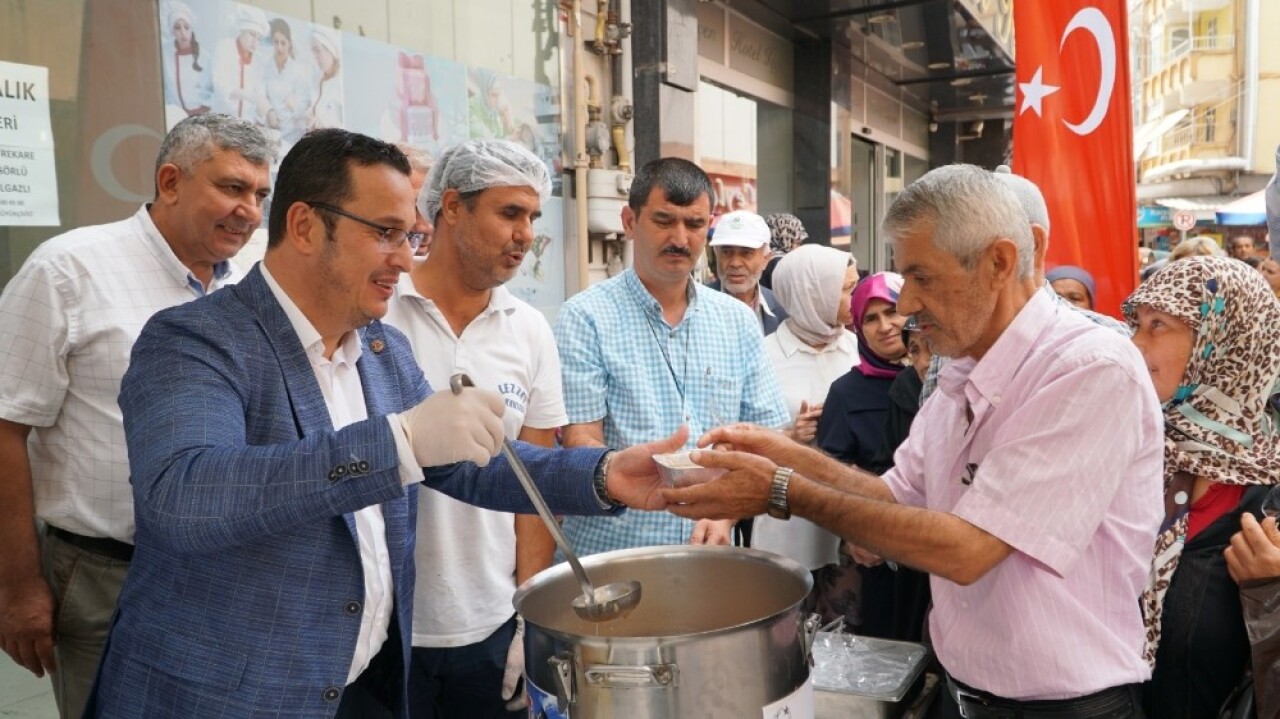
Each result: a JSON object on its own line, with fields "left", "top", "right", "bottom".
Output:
{"left": 211, "top": 5, "right": 268, "bottom": 119}
{"left": 707, "top": 210, "right": 788, "bottom": 336}
{"left": 384, "top": 140, "right": 561, "bottom": 717}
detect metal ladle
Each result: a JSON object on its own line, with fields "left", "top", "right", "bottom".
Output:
{"left": 450, "top": 374, "right": 642, "bottom": 622}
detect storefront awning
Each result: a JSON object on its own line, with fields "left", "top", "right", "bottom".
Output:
{"left": 1215, "top": 189, "right": 1267, "bottom": 226}
{"left": 1155, "top": 196, "right": 1237, "bottom": 222}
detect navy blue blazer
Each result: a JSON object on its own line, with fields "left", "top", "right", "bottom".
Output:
{"left": 706, "top": 279, "right": 788, "bottom": 336}
{"left": 86, "top": 266, "right": 610, "bottom": 718}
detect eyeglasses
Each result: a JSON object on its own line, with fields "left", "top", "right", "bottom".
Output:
{"left": 306, "top": 201, "right": 425, "bottom": 253}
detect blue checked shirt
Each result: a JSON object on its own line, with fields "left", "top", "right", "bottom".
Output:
{"left": 554, "top": 269, "right": 790, "bottom": 556}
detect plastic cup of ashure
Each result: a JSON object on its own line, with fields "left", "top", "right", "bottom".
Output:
{"left": 653, "top": 450, "right": 726, "bottom": 487}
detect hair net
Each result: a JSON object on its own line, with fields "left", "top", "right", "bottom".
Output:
{"left": 419, "top": 139, "right": 552, "bottom": 222}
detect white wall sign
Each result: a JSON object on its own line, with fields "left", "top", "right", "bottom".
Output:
{"left": 0, "top": 60, "right": 59, "bottom": 226}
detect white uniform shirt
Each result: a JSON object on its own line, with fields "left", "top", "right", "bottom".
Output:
{"left": 384, "top": 276, "right": 568, "bottom": 647}
{"left": 163, "top": 47, "right": 213, "bottom": 115}
{"left": 0, "top": 206, "right": 240, "bottom": 542}
{"left": 753, "top": 322, "right": 859, "bottom": 569}
{"left": 259, "top": 265, "right": 399, "bottom": 685}
{"left": 211, "top": 37, "right": 261, "bottom": 119}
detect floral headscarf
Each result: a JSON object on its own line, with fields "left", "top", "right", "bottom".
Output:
{"left": 1122, "top": 255, "right": 1280, "bottom": 663}
{"left": 764, "top": 213, "right": 808, "bottom": 255}
{"left": 850, "top": 272, "right": 905, "bottom": 380}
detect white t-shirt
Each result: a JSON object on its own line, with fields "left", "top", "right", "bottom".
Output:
{"left": 384, "top": 277, "right": 568, "bottom": 647}
{"left": 754, "top": 322, "right": 859, "bottom": 569}
{"left": 0, "top": 206, "right": 241, "bottom": 542}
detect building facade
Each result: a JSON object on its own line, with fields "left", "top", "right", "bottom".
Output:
{"left": 0, "top": 0, "right": 1016, "bottom": 303}
{"left": 1132, "top": 0, "right": 1279, "bottom": 246}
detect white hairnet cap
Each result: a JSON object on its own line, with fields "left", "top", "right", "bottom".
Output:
{"left": 419, "top": 139, "right": 552, "bottom": 222}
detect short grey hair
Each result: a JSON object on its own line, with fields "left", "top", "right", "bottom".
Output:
{"left": 992, "top": 165, "right": 1049, "bottom": 234}
{"left": 395, "top": 142, "right": 432, "bottom": 175}
{"left": 883, "top": 163, "right": 1035, "bottom": 279}
{"left": 154, "top": 113, "right": 276, "bottom": 187}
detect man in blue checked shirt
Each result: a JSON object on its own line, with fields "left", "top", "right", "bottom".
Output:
{"left": 553, "top": 157, "right": 790, "bottom": 556}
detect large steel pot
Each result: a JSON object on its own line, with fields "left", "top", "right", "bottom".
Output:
{"left": 514, "top": 545, "right": 818, "bottom": 718}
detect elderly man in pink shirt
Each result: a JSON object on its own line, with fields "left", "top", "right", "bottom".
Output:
{"left": 667, "top": 164, "right": 1163, "bottom": 718}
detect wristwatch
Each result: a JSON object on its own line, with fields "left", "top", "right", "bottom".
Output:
{"left": 767, "top": 467, "right": 794, "bottom": 520}
{"left": 592, "top": 451, "right": 623, "bottom": 510}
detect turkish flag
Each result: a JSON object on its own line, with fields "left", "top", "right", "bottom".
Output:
{"left": 1012, "top": 1, "right": 1136, "bottom": 317}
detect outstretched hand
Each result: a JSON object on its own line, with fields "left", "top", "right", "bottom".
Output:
{"left": 699, "top": 423, "right": 804, "bottom": 466}
{"left": 604, "top": 426, "right": 690, "bottom": 510}
{"left": 662, "top": 448, "right": 779, "bottom": 521}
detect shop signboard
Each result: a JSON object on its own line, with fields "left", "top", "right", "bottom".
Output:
{"left": 1136, "top": 205, "right": 1170, "bottom": 227}
{"left": 0, "top": 60, "right": 59, "bottom": 226}
{"left": 726, "top": 15, "right": 793, "bottom": 92}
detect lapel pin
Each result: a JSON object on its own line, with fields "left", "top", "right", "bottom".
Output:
{"left": 370, "top": 338, "right": 386, "bottom": 354}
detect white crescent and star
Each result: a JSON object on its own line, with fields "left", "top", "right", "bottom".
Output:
{"left": 1017, "top": 6, "right": 1117, "bottom": 137}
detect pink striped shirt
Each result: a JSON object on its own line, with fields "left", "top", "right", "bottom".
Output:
{"left": 882, "top": 290, "right": 1163, "bottom": 700}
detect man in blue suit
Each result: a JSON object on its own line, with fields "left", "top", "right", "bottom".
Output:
{"left": 86, "top": 129, "right": 682, "bottom": 718}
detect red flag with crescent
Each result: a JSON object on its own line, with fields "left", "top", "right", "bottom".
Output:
{"left": 1012, "top": 1, "right": 1136, "bottom": 317}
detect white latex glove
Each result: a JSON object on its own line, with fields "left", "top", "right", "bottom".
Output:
{"left": 397, "top": 387, "right": 505, "bottom": 467}
{"left": 501, "top": 615, "right": 527, "bottom": 711}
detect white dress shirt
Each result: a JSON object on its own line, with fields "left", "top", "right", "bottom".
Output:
{"left": 0, "top": 205, "right": 239, "bottom": 542}
{"left": 260, "top": 264, "right": 395, "bottom": 685}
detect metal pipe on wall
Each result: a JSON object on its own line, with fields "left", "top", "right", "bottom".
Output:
{"left": 618, "top": 0, "right": 635, "bottom": 270}
{"left": 572, "top": 0, "right": 591, "bottom": 292}
{"left": 1241, "top": 0, "right": 1259, "bottom": 170}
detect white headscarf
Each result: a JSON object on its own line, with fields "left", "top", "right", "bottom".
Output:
{"left": 771, "top": 244, "right": 852, "bottom": 347}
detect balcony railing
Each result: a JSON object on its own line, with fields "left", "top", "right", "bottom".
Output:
{"left": 1160, "top": 121, "right": 1226, "bottom": 153}
{"left": 1166, "top": 34, "right": 1236, "bottom": 64}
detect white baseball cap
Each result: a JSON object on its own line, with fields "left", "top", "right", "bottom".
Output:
{"left": 709, "top": 210, "right": 770, "bottom": 249}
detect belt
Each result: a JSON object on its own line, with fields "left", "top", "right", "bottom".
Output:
{"left": 946, "top": 677, "right": 1138, "bottom": 719}
{"left": 46, "top": 526, "right": 134, "bottom": 562}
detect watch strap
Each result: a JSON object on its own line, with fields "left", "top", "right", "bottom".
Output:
{"left": 767, "top": 466, "right": 793, "bottom": 520}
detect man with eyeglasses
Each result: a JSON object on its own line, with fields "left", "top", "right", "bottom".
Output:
{"left": 0, "top": 113, "right": 274, "bottom": 719}
{"left": 382, "top": 140, "right": 560, "bottom": 718}
{"left": 84, "top": 129, "right": 686, "bottom": 718}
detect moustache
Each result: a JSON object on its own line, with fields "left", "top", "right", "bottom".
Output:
{"left": 661, "top": 245, "right": 692, "bottom": 257}
{"left": 220, "top": 221, "right": 254, "bottom": 234}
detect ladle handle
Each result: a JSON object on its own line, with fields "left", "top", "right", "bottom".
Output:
{"left": 449, "top": 374, "right": 597, "bottom": 601}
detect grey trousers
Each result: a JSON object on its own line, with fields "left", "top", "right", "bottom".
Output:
{"left": 39, "top": 528, "right": 129, "bottom": 719}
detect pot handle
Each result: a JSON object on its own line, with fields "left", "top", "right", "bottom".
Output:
{"left": 584, "top": 663, "right": 679, "bottom": 688}
{"left": 801, "top": 613, "right": 823, "bottom": 666}
{"left": 548, "top": 652, "right": 576, "bottom": 711}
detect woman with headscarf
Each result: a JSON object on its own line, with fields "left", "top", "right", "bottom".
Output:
{"left": 759, "top": 212, "right": 808, "bottom": 290}
{"left": 815, "top": 272, "right": 908, "bottom": 466}
{"left": 1046, "top": 264, "right": 1096, "bottom": 310}
{"left": 752, "top": 245, "right": 859, "bottom": 616}
{"left": 1125, "top": 256, "right": 1280, "bottom": 718}
{"left": 814, "top": 272, "right": 908, "bottom": 636}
